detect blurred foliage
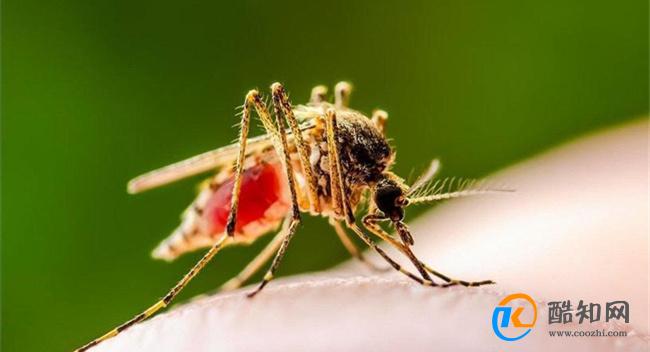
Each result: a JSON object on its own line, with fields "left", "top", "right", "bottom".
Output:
{"left": 2, "top": 0, "right": 648, "bottom": 351}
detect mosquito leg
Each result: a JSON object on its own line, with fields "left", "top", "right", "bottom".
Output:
{"left": 245, "top": 84, "right": 310, "bottom": 298}
{"left": 75, "top": 234, "right": 231, "bottom": 352}
{"left": 205, "top": 89, "right": 303, "bottom": 294}
{"left": 310, "top": 85, "right": 328, "bottom": 104}
{"left": 425, "top": 264, "right": 495, "bottom": 287}
{"left": 246, "top": 218, "right": 300, "bottom": 297}
{"left": 225, "top": 90, "right": 285, "bottom": 237}
{"left": 334, "top": 81, "right": 352, "bottom": 108}
{"left": 329, "top": 219, "right": 390, "bottom": 272}
{"left": 363, "top": 214, "right": 494, "bottom": 288}
{"left": 362, "top": 214, "right": 432, "bottom": 281}
{"left": 220, "top": 217, "right": 290, "bottom": 291}
{"left": 271, "top": 82, "right": 321, "bottom": 213}
{"left": 324, "top": 108, "right": 354, "bottom": 223}
{"left": 346, "top": 223, "right": 437, "bottom": 286}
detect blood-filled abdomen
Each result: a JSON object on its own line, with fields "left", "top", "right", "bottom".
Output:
{"left": 204, "top": 162, "right": 290, "bottom": 237}
{"left": 151, "top": 161, "right": 291, "bottom": 261}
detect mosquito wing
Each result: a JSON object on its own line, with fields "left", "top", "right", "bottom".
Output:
{"left": 127, "top": 118, "right": 317, "bottom": 194}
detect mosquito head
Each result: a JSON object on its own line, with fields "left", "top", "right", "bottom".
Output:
{"left": 374, "top": 176, "right": 409, "bottom": 222}
{"left": 373, "top": 174, "right": 416, "bottom": 245}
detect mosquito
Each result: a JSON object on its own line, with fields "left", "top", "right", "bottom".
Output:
{"left": 76, "top": 82, "right": 511, "bottom": 351}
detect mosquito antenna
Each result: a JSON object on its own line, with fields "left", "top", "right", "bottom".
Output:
{"left": 408, "top": 178, "right": 514, "bottom": 205}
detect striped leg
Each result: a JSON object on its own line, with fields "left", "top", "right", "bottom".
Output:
{"left": 427, "top": 265, "right": 495, "bottom": 288}
{"left": 329, "top": 219, "right": 390, "bottom": 272}
{"left": 324, "top": 108, "right": 354, "bottom": 223}
{"left": 245, "top": 84, "right": 311, "bottom": 298}
{"left": 246, "top": 218, "right": 300, "bottom": 297}
{"left": 271, "top": 83, "right": 321, "bottom": 214}
{"left": 362, "top": 214, "right": 433, "bottom": 282}
{"left": 347, "top": 223, "right": 437, "bottom": 287}
{"left": 363, "top": 214, "right": 495, "bottom": 287}
{"left": 74, "top": 234, "right": 231, "bottom": 352}
{"left": 220, "top": 216, "right": 290, "bottom": 291}
{"left": 226, "top": 90, "right": 286, "bottom": 236}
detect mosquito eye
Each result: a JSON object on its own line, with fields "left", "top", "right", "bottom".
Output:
{"left": 395, "top": 196, "right": 408, "bottom": 207}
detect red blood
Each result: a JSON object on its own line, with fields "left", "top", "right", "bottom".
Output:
{"left": 204, "top": 162, "right": 287, "bottom": 236}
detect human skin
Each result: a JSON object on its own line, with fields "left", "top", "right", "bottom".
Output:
{"left": 89, "top": 118, "right": 648, "bottom": 352}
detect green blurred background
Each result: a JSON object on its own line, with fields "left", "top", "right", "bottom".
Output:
{"left": 2, "top": 0, "right": 647, "bottom": 350}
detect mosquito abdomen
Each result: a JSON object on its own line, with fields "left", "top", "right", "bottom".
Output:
{"left": 152, "top": 161, "right": 290, "bottom": 261}
{"left": 206, "top": 162, "right": 289, "bottom": 234}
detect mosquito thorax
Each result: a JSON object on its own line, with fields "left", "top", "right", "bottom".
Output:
{"left": 327, "top": 110, "right": 392, "bottom": 184}
{"left": 305, "top": 108, "right": 394, "bottom": 216}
